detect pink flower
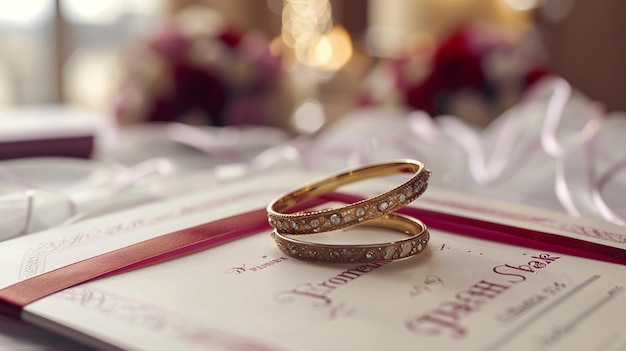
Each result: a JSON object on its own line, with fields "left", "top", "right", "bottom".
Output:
{"left": 391, "top": 25, "right": 550, "bottom": 120}
{"left": 115, "top": 16, "right": 290, "bottom": 128}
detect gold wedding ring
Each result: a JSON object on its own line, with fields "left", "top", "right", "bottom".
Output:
{"left": 267, "top": 159, "right": 430, "bottom": 235}
{"left": 273, "top": 213, "right": 430, "bottom": 263}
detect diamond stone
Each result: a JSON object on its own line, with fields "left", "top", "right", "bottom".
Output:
{"left": 308, "top": 251, "right": 317, "bottom": 257}
{"left": 330, "top": 213, "right": 342, "bottom": 225}
{"left": 341, "top": 249, "right": 352, "bottom": 258}
{"left": 377, "top": 200, "right": 389, "bottom": 211}
{"left": 365, "top": 251, "right": 375, "bottom": 259}
{"left": 310, "top": 219, "right": 319, "bottom": 228}
{"left": 401, "top": 242, "right": 412, "bottom": 257}
{"left": 329, "top": 251, "right": 339, "bottom": 260}
{"left": 417, "top": 243, "right": 423, "bottom": 251}
{"left": 356, "top": 208, "right": 365, "bottom": 217}
{"left": 288, "top": 244, "right": 297, "bottom": 254}
{"left": 398, "top": 193, "right": 407, "bottom": 202}
{"left": 384, "top": 246, "right": 395, "bottom": 259}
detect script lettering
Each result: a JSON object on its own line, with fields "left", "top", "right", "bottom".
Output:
{"left": 407, "top": 253, "right": 561, "bottom": 338}
{"left": 274, "top": 262, "right": 390, "bottom": 320}
{"left": 493, "top": 253, "right": 560, "bottom": 284}
{"left": 407, "top": 280, "right": 510, "bottom": 338}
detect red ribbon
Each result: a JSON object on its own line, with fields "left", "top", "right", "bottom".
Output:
{"left": 0, "top": 208, "right": 271, "bottom": 318}
{"left": 326, "top": 192, "right": 626, "bottom": 265}
{"left": 1, "top": 192, "right": 624, "bottom": 318}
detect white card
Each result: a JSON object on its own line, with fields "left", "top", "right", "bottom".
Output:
{"left": 1, "top": 168, "right": 624, "bottom": 351}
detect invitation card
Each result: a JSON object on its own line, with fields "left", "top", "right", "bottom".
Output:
{"left": 1, "top": 169, "right": 624, "bottom": 350}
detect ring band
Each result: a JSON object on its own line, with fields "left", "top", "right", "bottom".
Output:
{"left": 272, "top": 213, "right": 429, "bottom": 263}
{"left": 267, "top": 159, "right": 430, "bottom": 235}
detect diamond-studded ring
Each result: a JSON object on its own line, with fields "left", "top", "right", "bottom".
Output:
{"left": 267, "top": 159, "right": 430, "bottom": 235}
{"left": 273, "top": 213, "right": 429, "bottom": 263}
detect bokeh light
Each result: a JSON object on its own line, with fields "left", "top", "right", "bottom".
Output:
{"left": 0, "top": 0, "right": 50, "bottom": 26}
{"left": 292, "top": 99, "right": 326, "bottom": 134}
{"left": 504, "top": 0, "right": 538, "bottom": 11}
{"left": 281, "top": 0, "right": 352, "bottom": 71}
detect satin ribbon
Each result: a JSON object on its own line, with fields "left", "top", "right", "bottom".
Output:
{"left": 1, "top": 192, "right": 624, "bottom": 319}
{"left": 326, "top": 192, "right": 625, "bottom": 265}
{"left": 0, "top": 208, "right": 271, "bottom": 318}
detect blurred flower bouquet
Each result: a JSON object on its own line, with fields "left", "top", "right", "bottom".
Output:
{"left": 362, "top": 25, "right": 549, "bottom": 127}
{"left": 115, "top": 9, "right": 294, "bottom": 130}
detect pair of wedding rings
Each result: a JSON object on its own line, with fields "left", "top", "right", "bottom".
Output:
{"left": 266, "top": 159, "right": 431, "bottom": 263}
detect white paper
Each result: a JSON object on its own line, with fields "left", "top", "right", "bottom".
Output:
{"left": 0, "top": 105, "right": 105, "bottom": 142}
{"left": 0, "top": 169, "right": 624, "bottom": 351}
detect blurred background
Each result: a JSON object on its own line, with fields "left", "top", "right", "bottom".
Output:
{"left": 1, "top": 0, "right": 625, "bottom": 255}
{"left": 0, "top": 0, "right": 546, "bottom": 133}
{"left": 3, "top": 3, "right": 626, "bottom": 349}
